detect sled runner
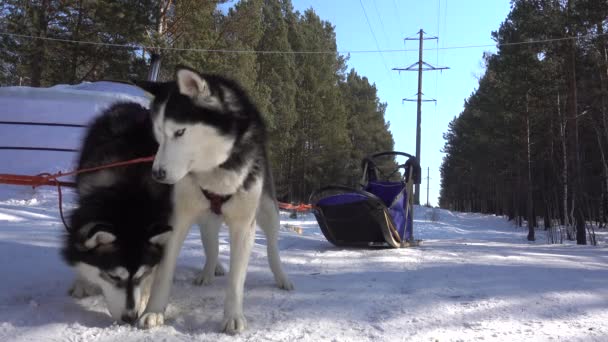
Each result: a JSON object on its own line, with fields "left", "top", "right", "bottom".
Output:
{"left": 310, "top": 151, "right": 421, "bottom": 248}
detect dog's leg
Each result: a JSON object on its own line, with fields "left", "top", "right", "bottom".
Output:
{"left": 221, "top": 214, "right": 256, "bottom": 334}
{"left": 139, "top": 204, "right": 197, "bottom": 329}
{"left": 194, "top": 214, "right": 226, "bottom": 286}
{"left": 256, "top": 194, "right": 294, "bottom": 290}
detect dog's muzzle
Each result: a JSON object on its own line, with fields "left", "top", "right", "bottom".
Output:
{"left": 151, "top": 168, "right": 167, "bottom": 182}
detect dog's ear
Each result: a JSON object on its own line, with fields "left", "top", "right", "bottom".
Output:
{"left": 147, "top": 223, "right": 173, "bottom": 246}
{"left": 80, "top": 222, "right": 116, "bottom": 249}
{"left": 176, "top": 67, "right": 211, "bottom": 98}
{"left": 133, "top": 80, "right": 163, "bottom": 97}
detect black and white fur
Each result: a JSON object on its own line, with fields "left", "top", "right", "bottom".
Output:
{"left": 62, "top": 103, "right": 173, "bottom": 324}
{"left": 135, "top": 67, "right": 293, "bottom": 333}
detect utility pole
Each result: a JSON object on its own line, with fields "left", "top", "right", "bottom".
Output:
{"left": 426, "top": 167, "right": 430, "bottom": 207}
{"left": 147, "top": 53, "right": 161, "bottom": 81}
{"left": 393, "top": 29, "right": 448, "bottom": 205}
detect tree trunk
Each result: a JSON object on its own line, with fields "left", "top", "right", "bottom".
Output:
{"left": 566, "top": 1, "right": 586, "bottom": 244}
{"left": 544, "top": 204, "right": 551, "bottom": 229}
{"left": 596, "top": 21, "right": 608, "bottom": 228}
{"left": 525, "top": 91, "right": 535, "bottom": 241}
{"left": 69, "top": 0, "right": 84, "bottom": 84}
{"left": 558, "top": 92, "right": 569, "bottom": 229}
{"left": 29, "top": 0, "right": 50, "bottom": 87}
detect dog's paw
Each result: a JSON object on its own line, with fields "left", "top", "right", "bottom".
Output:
{"left": 193, "top": 271, "right": 214, "bottom": 286}
{"left": 69, "top": 279, "right": 101, "bottom": 298}
{"left": 138, "top": 312, "right": 164, "bottom": 329}
{"left": 214, "top": 262, "right": 226, "bottom": 276}
{"left": 221, "top": 313, "right": 247, "bottom": 334}
{"left": 275, "top": 276, "right": 295, "bottom": 291}
{"left": 194, "top": 263, "right": 226, "bottom": 286}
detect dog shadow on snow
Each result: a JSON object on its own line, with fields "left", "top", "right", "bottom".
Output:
{"left": 0, "top": 240, "right": 114, "bottom": 329}
{"left": 156, "top": 231, "right": 353, "bottom": 335}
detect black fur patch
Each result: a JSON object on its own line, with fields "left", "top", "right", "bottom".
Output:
{"left": 75, "top": 102, "right": 160, "bottom": 188}
{"left": 62, "top": 102, "right": 173, "bottom": 274}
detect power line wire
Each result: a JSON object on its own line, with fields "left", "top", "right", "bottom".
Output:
{"left": 436, "top": 0, "right": 441, "bottom": 65}
{"left": 0, "top": 31, "right": 605, "bottom": 55}
{"left": 358, "top": 0, "right": 392, "bottom": 75}
{"left": 370, "top": 0, "right": 402, "bottom": 88}
{"left": 443, "top": 0, "right": 448, "bottom": 49}
{"left": 434, "top": 0, "right": 441, "bottom": 120}
{"left": 372, "top": 0, "right": 390, "bottom": 46}
{"left": 392, "top": 0, "right": 403, "bottom": 37}
{"left": 370, "top": 0, "right": 398, "bottom": 84}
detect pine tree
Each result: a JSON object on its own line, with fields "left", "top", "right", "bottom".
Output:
{"left": 0, "top": 0, "right": 399, "bottom": 203}
{"left": 440, "top": 0, "right": 608, "bottom": 244}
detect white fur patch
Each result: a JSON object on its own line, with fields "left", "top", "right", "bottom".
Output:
{"left": 75, "top": 263, "right": 126, "bottom": 320}
{"left": 74, "top": 263, "right": 152, "bottom": 321}
{"left": 151, "top": 116, "right": 235, "bottom": 184}
{"left": 194, "top": 94, "right": 224, "bottom": 111}
{"left": 79, "top": 221, "right": 105, "bottom": 237}
{"left": 177, "top": 69, "right": 211, "bottom": 98}
{"left": 193, "top": 158, "right": 255, "bottom": 195}
{"left": 149, "top": 231, "right": 172, "bottom": 245}
{"left": 153, "top": 102, "right": 166, "bottom": 143}
{"left": 108, "top": 267, "right": 129, "bottom": 281}
{"left": 134, "top": 266, "right": 150, "bottom": 280}
{"left": 75, "top": 263, "right": 104, "bottom": 285}
{"left": 176, "top": 69, "right": 224, "bottom": 111}
{"left": 84, "top": 231, "right": 116, "bottom": 249}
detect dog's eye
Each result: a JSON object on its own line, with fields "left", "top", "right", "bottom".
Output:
{"left": 174, "top": 128, "right": 186, "bottom": 138}
{"left": 103, "top": 273, "right": 123, "bottom": 283}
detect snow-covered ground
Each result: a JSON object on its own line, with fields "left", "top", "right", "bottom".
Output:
{"left": 1, "top": 84, "right": 607, "bottom": 341}
{"left": 0, "top": 186, "right": 606, "bottom": 342}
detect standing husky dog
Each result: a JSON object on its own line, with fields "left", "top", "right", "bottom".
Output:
{"left": 62, "top": 102, "right": 173, "bottom": 324}
{"left": 136, "top": 67, "right": 293, "bottom": 333}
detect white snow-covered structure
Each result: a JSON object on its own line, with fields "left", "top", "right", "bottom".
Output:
{"left": 0, "top": 82, "right": 149, "bottom": 176}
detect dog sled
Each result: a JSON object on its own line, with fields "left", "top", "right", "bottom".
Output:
{"left": 310, "top": 151, "right": 421, "bottom": 248}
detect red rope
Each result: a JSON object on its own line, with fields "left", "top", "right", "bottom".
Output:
{"left": 0, "top": 155, "right": 155, "bottom": 231}
{"left": 56, "top": 179, "right": 69, "bottom": 230}
{"left": 278, "top": 202, "right": 312, "bottom": 212}
{"left": 0, "top": 156, "right": 155, "bottom": 188}
{"left": 42, "top": 155, "right": 156, "bottom": 183}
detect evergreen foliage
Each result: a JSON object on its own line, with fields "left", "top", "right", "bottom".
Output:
{"left": 439, "top": 0, "right": 608, "bottom": 244}
{"left": 0, "top": 0, "right": 396, "bottom": 203}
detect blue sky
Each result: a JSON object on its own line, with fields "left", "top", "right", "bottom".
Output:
{"left": 289, "top": 0, "right": 512, "bottom": 206}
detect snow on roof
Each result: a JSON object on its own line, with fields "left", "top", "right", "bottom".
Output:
{"left": 0, "top": 81, "right": 151, "bottom": 176}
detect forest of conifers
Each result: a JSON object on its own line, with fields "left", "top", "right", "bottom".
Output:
{"left": 439, "top": 0, "right": 608, "bottom": 244}
{"left": 4, "top": 0, "right": 606, "bottom": 245}
{"left": 0, "top": 0, "right": 396, "bottom": 202}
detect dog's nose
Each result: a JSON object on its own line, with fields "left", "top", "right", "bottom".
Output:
{"left": 152, "top": 168, "right": 166, "bottom": 181}
{"left": 121, "top": 312, "right": 138, "bottom": 325}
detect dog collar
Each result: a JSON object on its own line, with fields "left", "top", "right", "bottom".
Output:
{"left": 201, "top": 189, "right": 232, "bottom": 215}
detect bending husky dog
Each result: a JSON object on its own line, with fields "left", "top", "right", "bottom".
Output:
{"left": 136, "top": 67, "right": 293, "bottom": 333}
{"left": 62, "top": 103, "right": 173, "bottom": 324}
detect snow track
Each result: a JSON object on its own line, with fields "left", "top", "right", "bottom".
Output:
{"left": 0, "top": 188, "right": 607, "bottom": 341}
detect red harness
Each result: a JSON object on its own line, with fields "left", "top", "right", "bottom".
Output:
{"left": 201, "top": 189, "right": 232, "bottom": 215}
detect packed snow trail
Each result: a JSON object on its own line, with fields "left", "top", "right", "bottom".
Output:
{"left": 0, "top": 187, "right": 607, "bottom": 342}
